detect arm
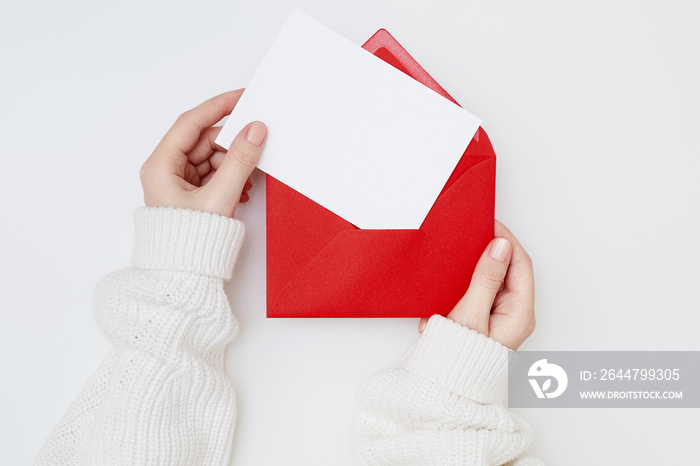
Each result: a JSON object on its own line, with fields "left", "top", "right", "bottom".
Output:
{"left": 36, "top": 90, "right": 267, "bottom": 465}
{"left": 356, "top": 222, "right": 543, "bottom": 465}
{"left": 36, "top": 208, "right": 244, "bottom": 465}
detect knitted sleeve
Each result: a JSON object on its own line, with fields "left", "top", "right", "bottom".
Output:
{"left": 355, "top": 314, "right": 543, "bottom": 465}
{"left": 35, "top": 206, "right": 245, "bottom": 465}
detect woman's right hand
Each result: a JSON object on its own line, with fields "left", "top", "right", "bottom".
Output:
{"left": 139, "top": 89, "right": 267, "bottom": 219}
{"left": 419, "top": 220, "right": 536, "bottom": 351}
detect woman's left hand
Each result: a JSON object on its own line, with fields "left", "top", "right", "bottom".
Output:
{"left": 419, "top": 220, "right": 536, "bottom": 351}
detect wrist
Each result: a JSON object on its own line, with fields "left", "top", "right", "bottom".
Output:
{"left": 131, "top": 206, "right": 245, "bottom": 280}
{"left": 401, "top": 314, "right": 510, "bottom": 405}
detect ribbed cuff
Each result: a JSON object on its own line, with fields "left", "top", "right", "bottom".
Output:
{"left": 402, "top": 314, "right": 510, "bottom": 405}
{"left": 131, "top": 206, "right": 245, "bottom": 280}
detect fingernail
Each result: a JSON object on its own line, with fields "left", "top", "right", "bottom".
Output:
{"left": 418, "top": 318, "right": 427, "bottom": 333}
{"left": 489, "top": 238, "right": 510, "bottom": 262}
{"left": 246, "top": 121, "right": 266, "bottom": 147}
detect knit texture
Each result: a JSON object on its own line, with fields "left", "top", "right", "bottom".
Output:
{"left": 36, "top": 206, "right": 541, "bottom": 465}
{"left": 35, "top": 207, "right": 243, "bottom": 465}
{"left": 355, "top": 315, "right": 543, "bottom": 465}
{"left": 132, "top": 206, "right": 245, "bottom": 280}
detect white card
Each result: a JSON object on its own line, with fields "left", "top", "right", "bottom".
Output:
{"left": 215, "top": 9, "right": 481, "bottom": 229}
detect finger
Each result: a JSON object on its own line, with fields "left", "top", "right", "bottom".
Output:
{"left": 187, "top": 126, "right": 223, "bottom": 165}
{"left": 200, "top": 169, "right": 215, "bottom": 186}
{"left": 208, "top": 150, "right": 227, "bottom": 170}
{"left": 184, "top": 162, "right": 200, "bottom": 187}
{"left": 203, "top": 121, "right": 267, "bottom": 213}
{"left": 447, "top": 237, "right": 513, "bottom": 335}
{"left": 196, "top": 150, "right": 245, "bottom": 186}
{"left": 194, "top": 147, "right": 230, "bottom": 180}
{"left": 495, "top": 220, "right": 535, "bottom": 300}
{"left": 418, "top": 317, "right": 428, "bottom": 334}
{"left": 195, "top": 159, "right": 212, "bottom": 180}
{"left": 160, "top": 89, "right": 244, "bottom": 155}
{"left": 239, "top": 191, "right": 250, "bottom": 203}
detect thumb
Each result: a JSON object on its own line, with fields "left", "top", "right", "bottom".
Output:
{"left": 446, "top": 237, "right": 512, "bottom": 335}
{"left": 204, "top": 121, "right": 267, "bottom": 217}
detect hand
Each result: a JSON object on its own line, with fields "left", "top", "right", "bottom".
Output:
{"left": 418, "top": 220, "right": 536, "bottom": 350}
{"left": 139, "top": 89, "right": 267, "bottom": 218}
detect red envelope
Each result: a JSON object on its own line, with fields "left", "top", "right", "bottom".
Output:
{"left": 266, "top": 29, "right": 496, "bottom": 318}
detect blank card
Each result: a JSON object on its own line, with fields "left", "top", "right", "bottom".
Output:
{"left": 215, "top": 9, "right": 481, "bottom": 229}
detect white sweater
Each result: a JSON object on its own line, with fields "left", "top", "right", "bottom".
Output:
{"left": 35, "top": 206, "right": 541, "bottom": 465}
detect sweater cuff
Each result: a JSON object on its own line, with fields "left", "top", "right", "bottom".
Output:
{"left": 131, "top": 206, "right": 245, "bottom": 280}
{"left": 401, "top": 314, "right": 510, "bottom": 405}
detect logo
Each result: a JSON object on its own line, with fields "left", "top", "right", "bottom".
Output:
{"left": 528, "top": 359, "right": 568, "bottom": 399}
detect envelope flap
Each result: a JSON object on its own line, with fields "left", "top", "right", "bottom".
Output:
{"left": 421, "top": 156, "right": 496, "bottom": 275}
{"left": 363, "top": 29, "right": 495, "bottom": 198}
{"left": 267, "top": 174, "right": 356, "bottom": 301}
{"left": 438, "top": 127, "right": 495, "bottom": 198}
{"left": 363, "top": 29, "right": 459, "bottom": 106}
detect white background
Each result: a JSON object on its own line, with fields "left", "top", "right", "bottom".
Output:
{"left": 1, "top": 1, "right": 698, "bottom": 464}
